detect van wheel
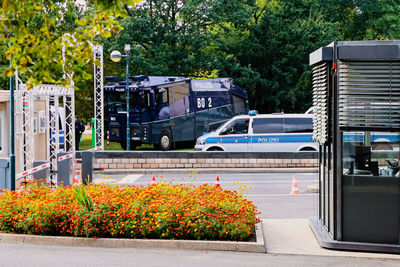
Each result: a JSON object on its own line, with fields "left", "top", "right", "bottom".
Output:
{"left": 207, "top": 147, "right": 224, "bottom": 151}
{"left": 160, "top": 130, "right": 173, "bottom": 151}
{"left": 299, "top": 147, "right": 316, "bottom": 151}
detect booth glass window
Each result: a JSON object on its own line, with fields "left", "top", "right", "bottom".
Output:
{"left": 341, "top": 130, "right": 400, "bottom": 244}
{"left": 342, "top": 131, "right": 400, "bottom": 177}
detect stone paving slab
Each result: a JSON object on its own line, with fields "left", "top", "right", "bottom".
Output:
{"left": 0, "top": 223, "right": 265, "bottom": 253}
{"left": 262, "top": 218, "right": 400, "bottom": 260}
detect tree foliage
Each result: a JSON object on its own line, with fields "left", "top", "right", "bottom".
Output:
{"left": 0, "top": 0, "right": 138, "bottom": 87}
{"left": 0, "top": 39, "right": 8, "bottom": 90}
{"left": 103, "top": 0, "right": 256, "bottom": 78}
{"left": 2, "top": 0, "right": 400, "bottom": 119}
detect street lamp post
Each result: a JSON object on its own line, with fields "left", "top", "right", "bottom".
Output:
{"left": 9, "top": 53, "right": 15, "bottom": 191}
{"left": 110, "top": 44, "right": 131, "bottom": 150}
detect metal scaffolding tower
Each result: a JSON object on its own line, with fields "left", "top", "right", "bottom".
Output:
{"left": 93, "top": 45, "right": 104, "bottom": 149}
{"left": 15, "top": 79, "right": 75, "bottom": 185}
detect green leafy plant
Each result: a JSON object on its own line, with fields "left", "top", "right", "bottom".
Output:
{"left": 73, "top": 185, "right": 94, "bottom": 212}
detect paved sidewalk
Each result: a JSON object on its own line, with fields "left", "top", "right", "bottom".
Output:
{"left": 1, "top": 219, "right": 400, "bottom": 265}
{"left": 262, "top": 218, "right": 400, "bottom": 260}
{"left": 95, "top": 167, "right": 318, "bottom": 174}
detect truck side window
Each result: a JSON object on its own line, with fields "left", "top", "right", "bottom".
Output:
{"left": 253, "top": 118, "right": 283, "bottom": 133}
{"left": 157, "top": 88, "right": 169, "bottom": 105}
{"left": 173, "top": 83, "right": 189, "bottom": 102}
{"left": 168, "top": 87, "right": 174, "bottom": 104}
{"left": 140, "top": 91, "right": 150, "bottom": 112}
{"left": 232, "top": 94, "right": 246, "bottom": 114}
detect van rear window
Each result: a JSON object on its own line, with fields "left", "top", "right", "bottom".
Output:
{"left": 252, "top": 117, "right": 313, "bottom": 134}
{"left": 253, "top": 118, "right": 283, "bottom": 133}
{"left": 284, "top": 118, "right": 313, "bottom": 133}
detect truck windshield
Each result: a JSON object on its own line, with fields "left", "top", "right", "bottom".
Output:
{"left": 106, "top": 92, "right": 141, "bottom": 113}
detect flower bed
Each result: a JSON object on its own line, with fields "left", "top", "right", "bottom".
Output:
{"left": 0, "top": 181, "right": 260, "bottom": 241}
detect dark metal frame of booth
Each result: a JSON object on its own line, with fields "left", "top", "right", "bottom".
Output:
{"left": 309, "top": 41, "right": 400, "bottom": 253}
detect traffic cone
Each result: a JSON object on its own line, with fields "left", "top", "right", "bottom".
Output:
{"left": 73, "top": 171, "right": 80, "bottom": 186}
{"left": 151, "top": 175, "right": 156, "bottom": 185}
{"left": 290, "top": 175, "right": 300, "bottom": 194}
{"left": 215, "top": 176, "right": 221, "bottom": 188}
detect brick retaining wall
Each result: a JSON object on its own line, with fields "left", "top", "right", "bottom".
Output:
{"left": 76, "top": 152, "right": 318, "bottom": 170}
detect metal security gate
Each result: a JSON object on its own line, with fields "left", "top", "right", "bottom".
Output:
{"left": 11, "top": 44, "right": 104, "bottom": 187}
{"left": 15, "top": 79, "right": 75, "bottom": 186}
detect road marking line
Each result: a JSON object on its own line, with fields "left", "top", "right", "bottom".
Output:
{"left": 133, "top": 180, "right": 316, "bottom": 184}
{"left": 117, "top": 174, "right": 143, "bottom": 184}
{"left": 247, "top": 193, "right": 317, "bottom": 197}
{"left": 93, "top": 179, "right": 116, "bottom": 185}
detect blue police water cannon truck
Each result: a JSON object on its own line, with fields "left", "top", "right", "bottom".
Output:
{"left": 104, "top": 75, "right": 248, "bottom": 150}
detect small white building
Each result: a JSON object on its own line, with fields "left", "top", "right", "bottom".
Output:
{"left": 0, "top": 91, "right": 10, "bottom": 159}
{"left": 0, "top": 90, "right": 49, "bottom": 176}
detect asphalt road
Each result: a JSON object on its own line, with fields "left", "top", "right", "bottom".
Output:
{"left": 93, "top": 172, "right": 319, "bottom": 219}
{"left": 2, "top": 172, "right": 400, "bottom": 266}
{"left": 1, "top": 243, "right": 400, "bottom": 267}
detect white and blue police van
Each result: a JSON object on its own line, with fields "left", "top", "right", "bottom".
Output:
{"left": 195, "top": 111, "right": 318, "bottom": 152}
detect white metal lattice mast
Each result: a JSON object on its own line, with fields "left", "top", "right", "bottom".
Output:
{"left": 63, "top": 92, "right": 75, "bottom": 184}
{"left": 48, "top": 94, "right": 59, "bottom": 183}
{"left": 15, "top": 79, "right": 34, "bottom": 178}
{"left": 63, "top": 94, "right": 75, "bottom": 154}
{"left": 93, "top": 45, "right": 104, "bottom": 149}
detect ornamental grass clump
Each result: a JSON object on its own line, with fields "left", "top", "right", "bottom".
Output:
{"left": 0, "top": 180, "right": 260, "bottom": 241}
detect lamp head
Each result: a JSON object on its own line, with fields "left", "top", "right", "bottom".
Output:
{"left": 124, "top": 44, "right": 131, "bottom": 53}
{"left": 110, "top": 50, "right": 122, "bottom": 62}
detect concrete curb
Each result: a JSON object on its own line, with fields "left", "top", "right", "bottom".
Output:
{"left": 0, "top": 223, "right": 265, "bottom": 253}
{"left": 95, "top": 168, "right": 318, "bottom": 175}
{"left": 306, "top": 184, "right": 319, "bottom": 193}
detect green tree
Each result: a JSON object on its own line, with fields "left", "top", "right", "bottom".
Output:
{"left": 0, "top": 39, "right": 8, "bottom": 90}
{"left": 318, "top": 0, "right": 400, "bottom": 40}
{"left": 0, "top": 0, "right": 138, "bottom": 87}
{"left": 216, "top": 0, "right": 400, "bottom": 113}
{"left": 103, "top": 0, "right": 400, "bottom": 115}
{"left": 104, "top": 0, "right": 257, "bottom": 77}
{"left": 214, "top": 0, "right": 335, "bottom": 112}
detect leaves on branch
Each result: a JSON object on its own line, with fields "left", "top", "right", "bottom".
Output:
{"left": 0, "top": 0, "right": 136, "bottom": 86}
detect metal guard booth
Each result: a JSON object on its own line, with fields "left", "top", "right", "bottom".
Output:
{"left": 309, "top": 41, "right": 400, "bottom": 253}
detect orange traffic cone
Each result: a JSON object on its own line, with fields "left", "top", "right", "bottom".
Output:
{"left": 215, "top": 176, "right": 221, "bottom": 188}
{"left": 290, "top": 175, "right": 300, "bottom": 194}
{"left": 73, "top": 171, "right": 80, "bottom": 186}
{"left": 151, "top": 175, "right": 156, "bottom": 185}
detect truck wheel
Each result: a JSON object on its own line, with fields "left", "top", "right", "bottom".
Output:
{"left": 120, "top": 140, "right": 137, "bottom": 151}
{"left": 160, "top": 130, "right": 173, "bottom": 151}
